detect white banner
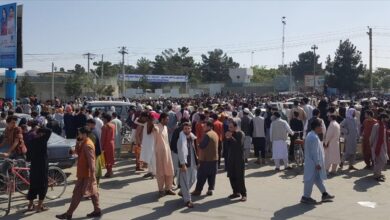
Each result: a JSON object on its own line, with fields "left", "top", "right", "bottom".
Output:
{"left": 118, "top": 74, "right": 188, "bottom": 83}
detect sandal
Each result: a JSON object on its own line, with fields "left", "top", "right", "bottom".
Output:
{"left": 25, "top": 204, "right": 35, "bottom": 213}
{"left": 36, "top": 205, "right": 49, "bottom": 213}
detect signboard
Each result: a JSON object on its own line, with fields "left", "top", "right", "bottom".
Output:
{"left": 119, "top": 74, "right": 188, "bottom": 83}
{"left": 0, "top": 3, "right": 17, "bottom": 68}
{"left": 304, "top": 75, "right": 325, "bottom": 88}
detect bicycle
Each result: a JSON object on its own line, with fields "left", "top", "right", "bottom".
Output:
{"left": 292, "top": 131, "right": 305, "bottom": 167}
{"left": 0, "top": 158, "right": 67, "bottom": 217}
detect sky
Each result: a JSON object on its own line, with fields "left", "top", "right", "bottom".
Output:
{"left": 1, "top": 0, "right": 390, "bottom": 74}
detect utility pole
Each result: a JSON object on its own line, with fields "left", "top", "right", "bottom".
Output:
{"left": 119, "top": 47, "right": 128, "bottom": 98}
{"left": 367, "top": 27, "right": 373, "bottom": 94}
{"left": 83, "top": 52, "right": 97, "bottom": 74}
{"left": 251, "top": 51, "right": 254, "bottom": 67}
{"left": 289, "top": 63, "right": 292, "bottom": 93}
{"left": 101, "top": 54, "right": 104, "bottom": 79}
{"left": 51, "top": 62, "right": 54, "bottom": 101}
{"left": 311, "top": 44, "right": 318, "bottom": 92}
{"left": 282, "top": 16, "right": 286, "bottom": 67}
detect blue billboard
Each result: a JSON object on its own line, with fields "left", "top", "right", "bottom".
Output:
{"left": 0, "top": 3, "right": 17, "bottom": 68}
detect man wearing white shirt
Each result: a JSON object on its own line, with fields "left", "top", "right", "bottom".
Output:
{"left": 270, "top": 112, "right": 294, "bottom": 171}
{"left": 93, "top": 110, "right": 103, "bottom": 139}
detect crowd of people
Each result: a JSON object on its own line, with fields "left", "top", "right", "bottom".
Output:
{"left": 0, "top": 92, "right": 389, "bottom": 218}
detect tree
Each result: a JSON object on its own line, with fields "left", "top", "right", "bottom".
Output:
{"left": 103, "top": 85, "right": 115, "bottom": 96}
{"left": 200, "top": 49, "right": 239, "bottom": 82}
{"left": 291, "top": 51, "right": 322, "bottom": 82}
{"left": 64, "top": 64, "right": 88, "bottom": 97}
{"left": 65, "top": 74, "right": 83, "bottom": 97}
{"left": 136, "top": 57, "right": 153, "bottom": 74}
{"left": 251, "top": 66, "right": 282, "bottom": 83}
{"left": 59, "top": 67, "right": 65, "bottom": 72}
{"left": 327, "top": 40, "right": 365, "bottom": 93}
{"left": 18, "top": 74, "right": 35, "bottom": 98}
{"left": 381, "top": 75, "right": 390, "bottom": 91}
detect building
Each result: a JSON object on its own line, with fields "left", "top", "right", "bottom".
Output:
{"left": 229, "top": 68, "right": 253, "bottom": 83}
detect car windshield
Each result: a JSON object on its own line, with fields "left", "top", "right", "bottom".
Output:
{"left": 48, "top": 132, "right": 65, "bottom": 145}
{"left": 89, "top": 106, "right": 123, "bottom": 116}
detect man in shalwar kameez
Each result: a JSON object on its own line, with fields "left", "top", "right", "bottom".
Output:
{"left": 324, "top": 114, "right": 341, "bottom": 175}
{"left": 101, "top": 113, "right": 116, "bottom": 178}
{"left": 56, "top": 127, "right": 101, "bottom": 219}
{"left": 154, "top": 113, "right": 176, "bottom": 197}
{"left": 111, "top": 112, "right": 122, "bottom": 159}
{"left": 370, "top": 114, "right": 389, "bottom": 182}
{"left": 301, "top": 119, "right": 335, "bottom": 205}
{"left": 340, "top": 108, "right": 359, "bottom": 170}
{"left": 177, "top": 122, "right": 198, "bottom": 208}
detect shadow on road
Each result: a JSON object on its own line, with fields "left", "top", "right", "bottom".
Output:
{"left": 181, "top": 197, "right": 240, "bottom": 213}
{"left": 101, "top": 191, "right": 177, "bottom": 219}
{"left": 246, "top": 169, "right": 276, "bottom": 178}
{"left": 353, "top": 176, "right": 380, "bottom": 192}
{"left": 99, "top": 176, "right": 145, "bottom": 190}
{"left": 271, "top": 203, "right": 316, "bottom": 220}
{"left": 132, "top": 200, "right": 181, "bottom": 220}
{"left": 342, "top": 168, "right": 372, "bottom": 179}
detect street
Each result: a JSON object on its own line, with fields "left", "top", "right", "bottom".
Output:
{"left": 3, "top": 155, "right": 390, "bottom": 220}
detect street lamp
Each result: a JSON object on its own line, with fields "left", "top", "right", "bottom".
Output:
{"left": 311, "top": 44, "right": 318, "bottom": 91}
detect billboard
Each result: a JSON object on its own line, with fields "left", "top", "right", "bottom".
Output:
{"left": 0, "top": 3, "right": 18, "bottom": 68}
{"left": 118, "top": 74, "right": 188, "bottom": 83}
{"left": 304, "top": 75, "right": 325, "bottom": 89}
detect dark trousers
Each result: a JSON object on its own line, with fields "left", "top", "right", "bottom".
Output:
{"left": 195, "top": 161, "right": 217, "bottom": 192}
{"left": 289, "top": 136, "right": 297, "bottom": 157}
{"left": 252, "top": 137, "right": 266, "bottom": 158}
{"left": 27, "top": 186, "right": 48, "bottom": 201}
{"left": 218, "top": 141, "right": 222, "bottom": 167}
{"left": 229, "top": 176, "right": 247, "bottom": 197}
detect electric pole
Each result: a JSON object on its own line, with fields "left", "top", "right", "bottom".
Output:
{"left": 51, "top": 62, "right": 55, "bottom": 101}
{"left": 83, "top": 52, "right": 97, "bottom": 73}
{"left": 101, "top": 54, "right": 104, "bottom": 79}
{"left": 311, "top": 44, "right": 318, "bottom": 92}
{"left": 282, "top": 16, "right": 286, "bottom": 67}
{"left": 289, "top": 63, "right": 292, "bottom": 93}
{"left": 251, "top": 51, "right": 254, "bottom": 68}
{"left": 367, "top": 27, "right": 373, "bottom": 94}
{"left": 119, "top": 46, "right": 128, "bottom": 98}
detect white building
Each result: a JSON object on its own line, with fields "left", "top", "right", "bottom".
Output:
{"left": 229, "top": 68, "right": 253, "bottom": 83}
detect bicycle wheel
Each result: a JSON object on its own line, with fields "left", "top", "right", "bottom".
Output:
{"left": 46, "top": 166, "right": 67, "bottom": 200}
{"left": 294, "top": 146, "right": 303, "bottom": 167}
{"left": 0, "top": 173, "right": 11, "bottom": 217}
{"left": 297, "top": 148, "right": 304, "bottom": 167}
{"left": 15, "top": 169, "right": 30, "bottom": 195}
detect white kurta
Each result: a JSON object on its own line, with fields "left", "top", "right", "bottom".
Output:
{"left": 140, "top": 123, "right": 156, "bottom": 174}
{"left": 272, "top": 140, "right": 288, "bottom": 160}
{"left": 324, "top": 121, "right": 341, "bottom": 165}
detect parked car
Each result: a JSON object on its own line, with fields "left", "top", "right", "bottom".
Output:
{"left": 0, "top": 128, "right": 76, "bottom": 169}
{"left": 86, "top": 101, "right": 135, "bottom": 121}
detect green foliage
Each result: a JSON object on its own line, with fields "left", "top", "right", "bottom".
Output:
{"left": 136, "top": 57, "right": 153, "bottom": 74}
{"left": 382, "top": 75, "right": 390, "bottom": 90}
{"left": 103, "top": 85, "right": 115, "bottom": 96}
{"left": 65, "top": 74, "right": 83, "bottom": 98}
{"left": 326, "top": 39, "right": 365, "bottom": 93}
{"left": 251, "top": 66, "right": 282, "bottom": 83}
{"left": 291, "top": 51, "right": 322, "bottom": 81}
{"left": 200, "top": 49, "right": 239, "bottom": 82}
{"left": 18, "top": 74, "right": 36, "bottom": 98}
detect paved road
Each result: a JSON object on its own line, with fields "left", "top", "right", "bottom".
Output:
{"left": 4, "top": 157, "right": 390, "bottom": 220}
